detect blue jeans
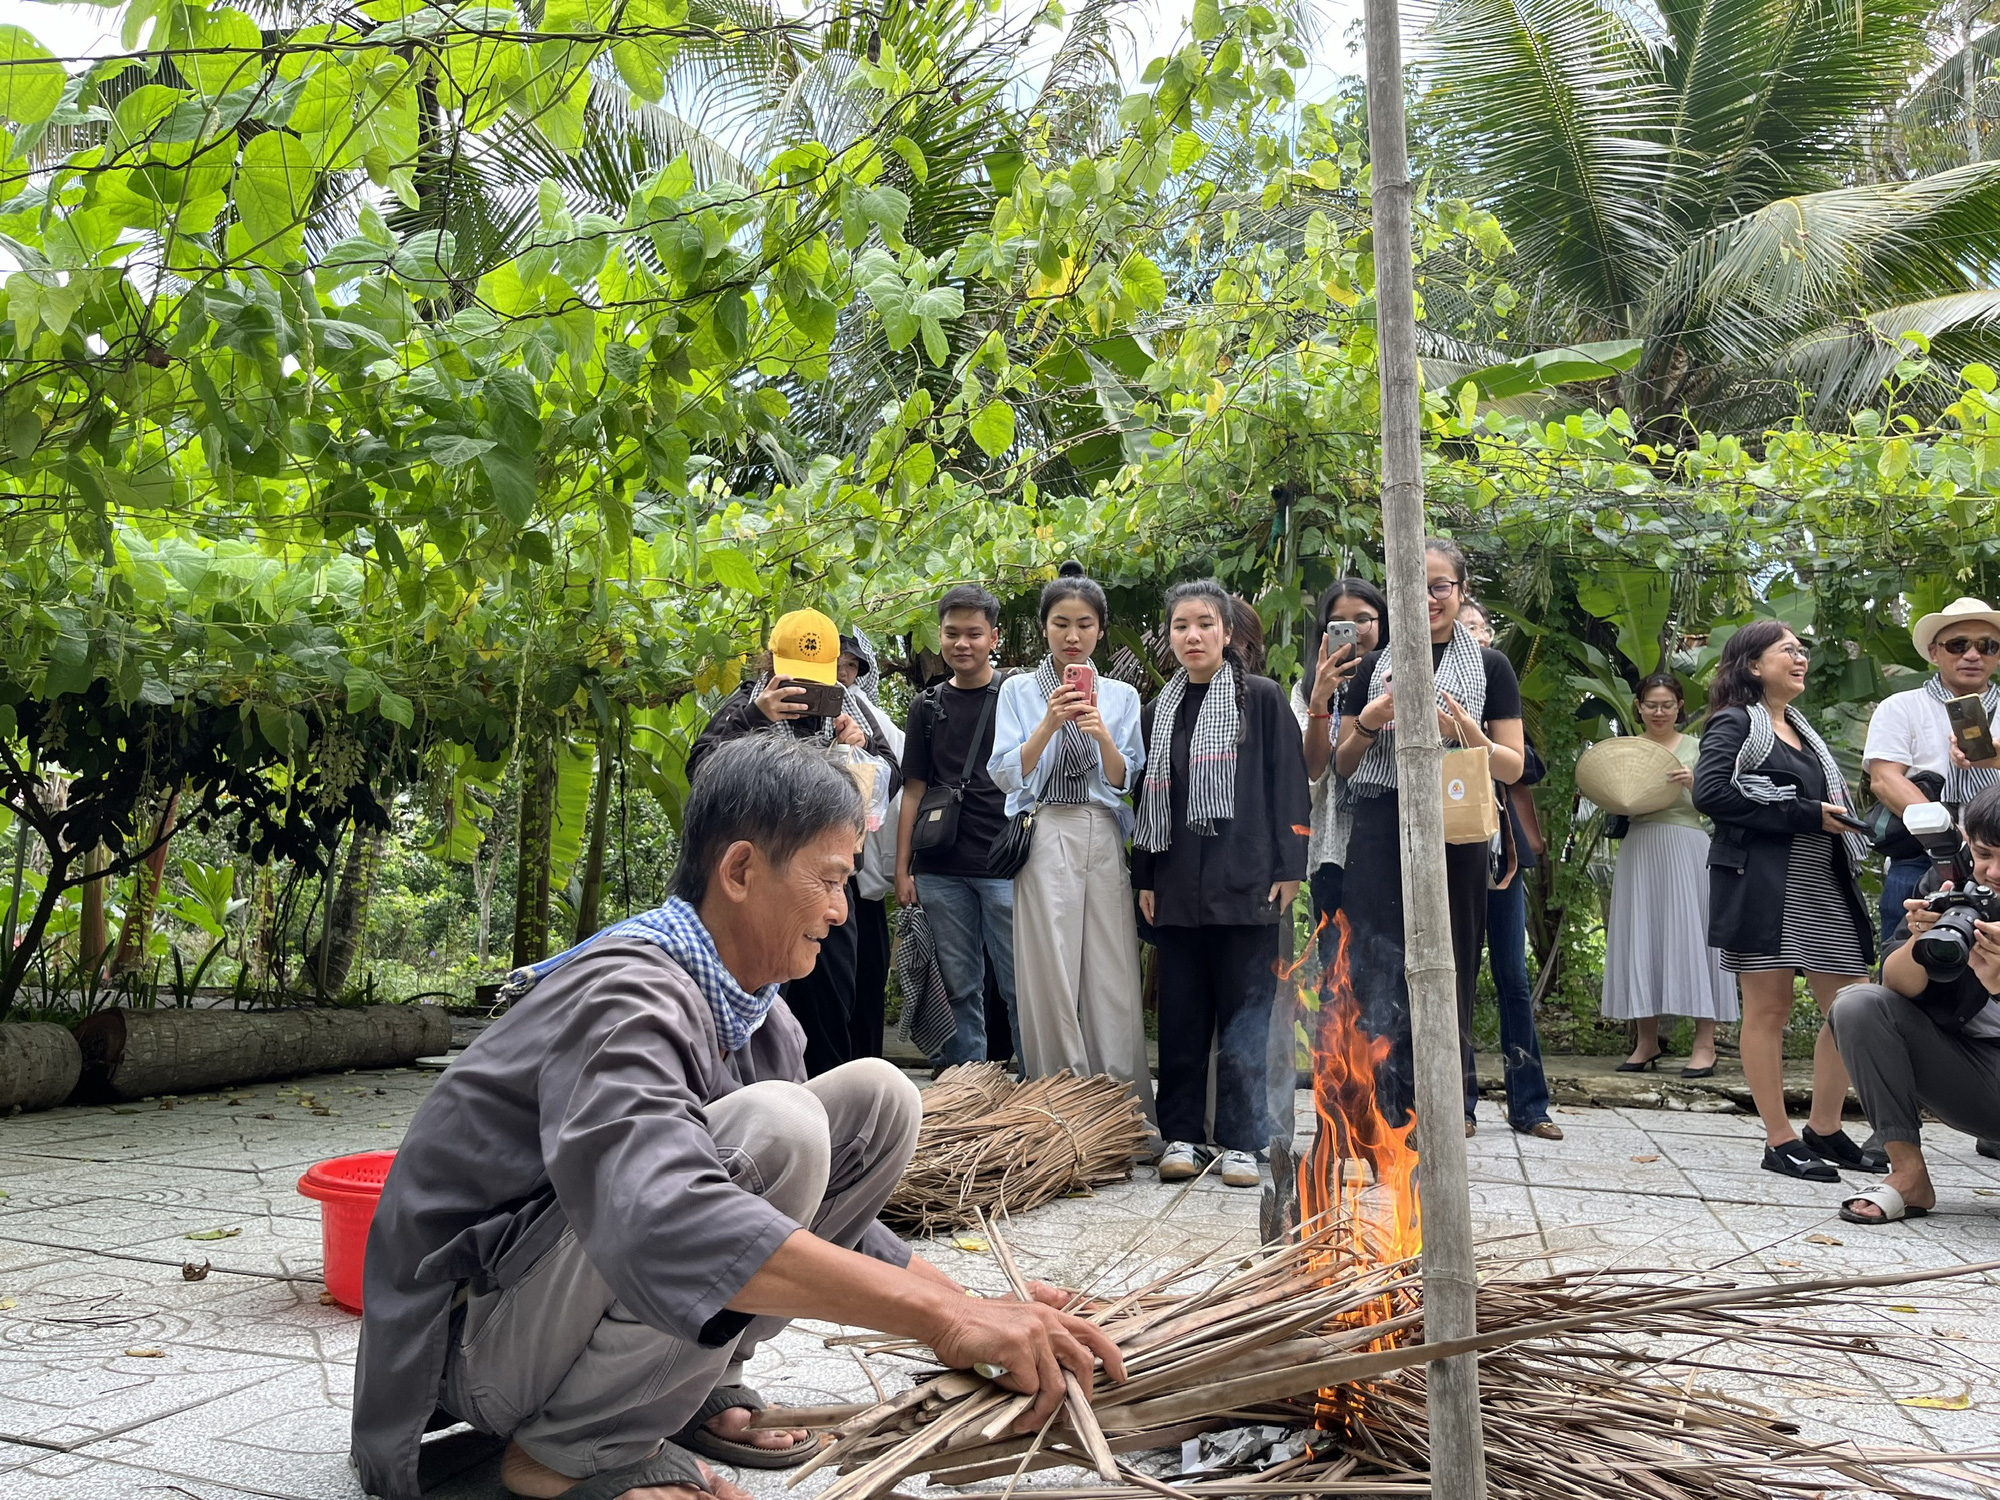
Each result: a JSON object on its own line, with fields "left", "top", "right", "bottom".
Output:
{"left": 1881, "top": 855, "right": 1926, "bottom": 949}
{"left": 914, "top": 874, "right": 1020, "bottom": 1068}
{"left": 1482, "top": 877, "right": 1551, "bottom": 1129}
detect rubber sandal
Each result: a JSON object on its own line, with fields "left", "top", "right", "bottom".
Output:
{"left": 509, "top": 1440, "right": 709, "bottom": 1500}
{"left": 1802, "top": 1125, "right": 1888, "bottom": 1174}
{"left": 674, "top": 1384, "right": 827, "bottom": 1470}
{"left": 1838, "top": 1183, "right": 1931, "bottom": 1225}
{"left": 1761, "top": 1140, "right": 1839, "bottom": 1183}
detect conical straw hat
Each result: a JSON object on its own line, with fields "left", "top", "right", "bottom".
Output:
{"left": 1575, "top": 736, "right": 1684, "bottom": 817}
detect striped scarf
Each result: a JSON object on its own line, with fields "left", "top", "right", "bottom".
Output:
{"left": 1731, "top": 702, "right": 1870, "bottom": 867}
{"left": 1034, "top": 655, "right": 1097, "bottom": 803}
{"left": 1134, "top": 663, "right": 1241, "bottom": 853}
{"left": 1348, "top": 623, "right": 1487, "bottom": 796}
{"left": 1924, "top": 674, "right": 2000, "bottom": 805}
{"left": 498, "top": 897, "right": 780, "bottom": 1054}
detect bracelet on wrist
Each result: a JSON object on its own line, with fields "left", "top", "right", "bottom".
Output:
{"left": 1355, "top": 721, "right": 1380, "bottom": 738}
{"left": 1309, "top": 711, "right": 1332, "bottom": 721}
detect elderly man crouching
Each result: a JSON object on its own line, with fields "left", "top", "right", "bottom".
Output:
{"left": 351, "top": 735, "right": 1121, "bottom": 1500}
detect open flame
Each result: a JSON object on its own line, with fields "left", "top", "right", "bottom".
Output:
{"left": 1293, "top": 912, "right": 1423, "bottom": 1429}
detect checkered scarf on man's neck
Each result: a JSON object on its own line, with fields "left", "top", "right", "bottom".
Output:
{"left": 498, "top": 897, "right": 780, "bottom": 1053}
{"left": 1034, "top": 655, "right": 1097, "bottom": 802}
{"left": 1924, "top": 674, "right": 2000, "bottom": 805}
{"left": 1134, "top": 662, "right": 1241, "bottom": 852}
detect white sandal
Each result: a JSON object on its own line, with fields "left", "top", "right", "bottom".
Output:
{"left": 1838, "top": 1183, "right": 1930, "bottom": 1225}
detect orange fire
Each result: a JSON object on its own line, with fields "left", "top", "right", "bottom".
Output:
{"left": 1293, "top": 912, "right": 1423, "bottom": 1429}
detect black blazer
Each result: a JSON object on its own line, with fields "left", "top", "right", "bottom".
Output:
{"left": 1130, "top": 675, "right": 1311, "bottom": 928}
{"left": 1692, "top": 706, "right": 1873, "bottom": 963}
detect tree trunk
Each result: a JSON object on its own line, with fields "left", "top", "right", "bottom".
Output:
{"left": 573, "top": 735, "right": 614, "bottom": 943}
{"left": 74, "top": 1004, "right": 453, "bottom": 1101}
{"left": 512, "top": 736, "right": 557, "bottom": 968}
{"left": 110, "top": 793, "right": 181, "bottom": 976}
{"left": 0, "top": 845, "right": 75, "bottom": 1019}
{"left": 313, "top": 826, "right": 381, "bottom": 995}
{"left": 249, "top": 863, "right": 280, "bottom": 986}
{"left": 78, "top": 844, "right": 107, "bottom": 980}
{"left": 0, "top": 1022, "right": 83, "bottom": 1111}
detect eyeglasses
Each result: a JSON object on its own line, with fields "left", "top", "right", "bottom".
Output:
{"left": 1639, "top": 700, "right": 1679, "bottom": 712}
{"left": 1336, "top": 613, "right": 1379, "bottom": 627}
{"left": 1425, "top": 580, "right": 1461, "bottom": 599}
{"left": 1939, "top": 636, "right": 2000, "bottom": 658}
{"left": 1774, "top": 644, "right": 1811, "bottom": 661}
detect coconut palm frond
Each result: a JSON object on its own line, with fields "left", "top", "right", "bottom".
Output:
{"left": 1776, "top": 289, "right": 2000, "bottom": 421}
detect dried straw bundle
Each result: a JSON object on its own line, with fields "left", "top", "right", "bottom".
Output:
{"left": 786, "top": 1220, "right": 2000, "bottom": 1500}
{"left": 882, "top": 1064, "right": 1149, "bottom": 1235}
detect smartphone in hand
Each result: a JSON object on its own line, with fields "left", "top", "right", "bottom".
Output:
{"left": 784, "top": 678, "right": 847, "bottom": 718}
{"left": 1063, "top": 662, "right": 1097, "bottom": 705}
{"left": 1324, "top": 619, "right": 1359, "bottom": 654}
{"left": 1948, "top": 693, "right": 2000, "bottom": 763}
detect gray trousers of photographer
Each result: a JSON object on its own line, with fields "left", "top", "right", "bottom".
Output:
{"left": 1828, "top": 984, "right": 2000, "bottom": 1146}
{"left": 440, "top": 1060, "right": 920, "bottom": 1479}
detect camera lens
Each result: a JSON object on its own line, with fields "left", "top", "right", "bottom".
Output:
{"left": 1914, "top": 908, "right": 1978, "bottom": 979}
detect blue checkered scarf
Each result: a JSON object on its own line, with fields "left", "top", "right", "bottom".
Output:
{"left": 498, "top": 897, "right": 781, "bottom": 1054}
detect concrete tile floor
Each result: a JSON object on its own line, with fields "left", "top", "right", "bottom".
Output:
{"left": 0, "top": 1070, "right": 1992, "bottom": 1498}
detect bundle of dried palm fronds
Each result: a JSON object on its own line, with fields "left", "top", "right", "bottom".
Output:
{"left": 882, "top": 1064, "right": 1149, "bottom": 1235}
{"left": 782, "top": 1219, "right": 2000, "bottom": 1500}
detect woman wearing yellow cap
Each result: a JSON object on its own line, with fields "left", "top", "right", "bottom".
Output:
{"left": 689, "top": 609, "right": 903, "bottom": 1074}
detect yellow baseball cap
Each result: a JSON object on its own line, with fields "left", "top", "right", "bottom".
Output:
{"left": 769, "top": 609, "right": 840, "bottom": 684}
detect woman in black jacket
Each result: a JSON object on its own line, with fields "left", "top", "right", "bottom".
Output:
{"left": 1132, "top": 580, "right": 1311, "bottom": 1190}
{"left": 1693, "top": 619, "right": 1879, "bottom": 1181}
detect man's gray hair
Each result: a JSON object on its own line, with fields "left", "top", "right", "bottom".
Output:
{"left": 672, "top": 735, "right": 865, "bottom": 906}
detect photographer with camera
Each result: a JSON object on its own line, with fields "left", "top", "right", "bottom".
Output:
{"left": 1827, "top": 785, "right": 2000, "bottom": 1224}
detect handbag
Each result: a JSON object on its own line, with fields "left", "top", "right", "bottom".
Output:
{"left": 987, "top": 804, "right": 1037, "bottom": 880}
{"left": 908, "top": 680, "right": 1001, "bottom": 855}
{"left": 1865, "top": 769, "right": 1945, "bottom": 860}
{"left": 1441, "top": 745, "right": 1502, "bottom": 845}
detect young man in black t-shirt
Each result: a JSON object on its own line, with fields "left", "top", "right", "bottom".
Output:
{"left": 895, "top": 584, "right": 1019, "bottom": 1068}
{"left": 1829, "top": 785, "right": 2000, "bottom": 1223}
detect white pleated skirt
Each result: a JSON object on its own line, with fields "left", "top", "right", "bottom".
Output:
{"left": 1601, "top": 820, "right": 1740, "bottom": 1022}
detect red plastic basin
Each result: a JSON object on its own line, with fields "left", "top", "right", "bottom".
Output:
{"left": 297, "top": 1150, "right": 396, "bottom": 1313}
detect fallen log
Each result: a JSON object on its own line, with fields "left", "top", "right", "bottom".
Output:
{"left": 74, "top": 1005, "right": 451, "bottom": 1101}
{"left": 0, "top": 1022, "right": 83, "bottom": 1112}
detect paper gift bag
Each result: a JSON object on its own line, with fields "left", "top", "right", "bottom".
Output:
{"left": 1441, "top": 745, "right": 1501, "bottom": 845}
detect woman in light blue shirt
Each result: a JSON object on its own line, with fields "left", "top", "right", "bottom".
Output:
{"left": 990, "top": 563, "right": 1154, "bottom": 1112}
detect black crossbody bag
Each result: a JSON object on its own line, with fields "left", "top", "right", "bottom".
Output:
{"left": 908, "top": 679, "right": 1001, "bottom": 855}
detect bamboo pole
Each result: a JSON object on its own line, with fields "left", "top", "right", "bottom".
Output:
{"left": 1361, "top": 0, "right": 1487, "bottom": 1491}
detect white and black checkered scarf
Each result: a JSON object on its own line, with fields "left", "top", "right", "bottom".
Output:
{"left": 1731, "top": 701, "right": 1870, "bottom": 865}
{"left": 1348, "top": 622, "right": 1487, "bottom": 797}
{"left": 1134, "top": 662, "right": 1240, "bottom": 852}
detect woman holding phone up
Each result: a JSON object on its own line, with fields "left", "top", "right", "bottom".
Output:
{"left": 990, "top": 563, "right": 1154, "bottom": 1110}
{"left": 1132, "top": 581, "right": 1311, "bottom": 1186}
{"left": 1295, "top": 578, "right": 1387, "bottom": 956}
{"left": 1694, "top": 621, "right": 1880, "bottom": 1181}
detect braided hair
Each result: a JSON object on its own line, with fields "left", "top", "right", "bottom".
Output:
{"left": 1163, "top": 578, "right": 1249, "bottom": 742}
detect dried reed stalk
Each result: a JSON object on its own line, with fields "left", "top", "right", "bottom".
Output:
{"left": 882, "top": 1064, "right": 1150, "bottom": 1235}
{"left": 797, "top": 1219, "right": 2000, "bottom": 1500}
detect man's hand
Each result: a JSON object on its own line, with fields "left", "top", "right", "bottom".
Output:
{"left": 1970, "top": 918, "right": 2000, "bottom": 994}
{"left": 1952, "top": 740, "right": 2000, "bottom": 770}
{"left": 832, "top": 714, "right": 866, "bottom": 747}
{"left": 757, "top": 678, "right": 809, "bottom": 723}
{"left": 929, "top": 1293, "right": 1127, "bottom": 1435}
{"left": 1904, "top": 889, "right": 1945, "bottom": 937}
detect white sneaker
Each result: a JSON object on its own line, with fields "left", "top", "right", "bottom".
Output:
{"left": 1157, "top": 1141, "right": 1202, "bottom": 1181}
{"left": 1218, "top": 1149, "right": 1260, "bottom": 1187}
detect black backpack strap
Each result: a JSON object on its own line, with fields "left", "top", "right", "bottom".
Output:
{"left": 958, "top": 678, "right": 1002, "bottom": 788}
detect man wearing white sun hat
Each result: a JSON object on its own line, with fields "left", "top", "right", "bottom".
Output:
{"left": 1865, "top": 596, "right": 2000, "bottom": 943}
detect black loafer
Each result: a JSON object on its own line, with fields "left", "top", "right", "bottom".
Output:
{"left": 1802, "top": 1125, "right": 1888, "bottom": 1174}
{"left": 1762, "top": 1140, "right": 1840, "bottom": 1183}
{"left": 1978, "top": 1139, "right": 2000, "bottom": 1161}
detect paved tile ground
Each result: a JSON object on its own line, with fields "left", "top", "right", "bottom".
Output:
{"left": 0, "top": 1068, "right": 1996, "bottom": 1498}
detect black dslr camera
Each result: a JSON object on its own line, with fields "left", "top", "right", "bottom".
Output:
{"left": 1903, "top": 802, "right": 2000, "bottom": 982}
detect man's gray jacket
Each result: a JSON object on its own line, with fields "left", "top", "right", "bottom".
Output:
{"left": 349, "top": 939, "right": 912, "bottom": 1498}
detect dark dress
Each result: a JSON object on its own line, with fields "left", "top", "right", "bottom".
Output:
{"left": 1338, "top": 641, "right": 1522, "bottom": 1127}
{"left": 688, "top": 684, "right": 902, "bottom": 1073}
{"left": 1692, "top": 706, "right": 1873, "bottom": 975}
{"left": 1130, "top": 674, "right": 1310, "bottom": 1152}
